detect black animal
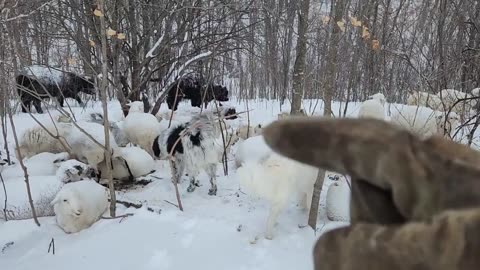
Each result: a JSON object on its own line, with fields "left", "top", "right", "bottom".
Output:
{"left": 17, "top": 65, "right": 96, "bottom": 113}
{"left": 166, "top": 76, "right": 229, "bottom": 111}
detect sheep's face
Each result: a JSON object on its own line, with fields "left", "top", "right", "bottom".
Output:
{"left": 126, "top": 101, "right": 144, "bottom": 114}
{"left": 51, "top": 191, "right": 82, "bottom": 218}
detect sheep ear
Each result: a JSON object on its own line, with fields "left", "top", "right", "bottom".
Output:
{"left": 51, "top": 196, "right": 60, "bottom": 206}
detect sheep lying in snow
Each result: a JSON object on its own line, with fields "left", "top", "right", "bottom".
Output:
{"left": 234, "top": 135, "right": 273, "bottom": 169}
{"left": 98, "top": 146, "right": 155, "bottom": 181}
{"left": 406, "top": 91, "right": 442, "bottom": 111}
{"left": 51, "top": 180, "right": 108, "bottom": 233}
{"left": 358, "top": 94, "right": 385, "bottom": 120}
{"left": 16, "top": 122, "right": 71, "bottom": 160}
{"left": 124, "top": 101, "right": 162, "bottom": 157}
{"left": 63, "top": 120, "right": 121, "bottom": 171}
{"left": 56, "top": 159, "right": 97, "bottom": 183}
{"left": 237, "top": 152, "right": 318, "bottom": 239}
{"left": 390, "top": 105, "right": 459, "bottom": 138}
{"left": 152, "top": 113, "right": 222, "bottom": 195}
{"left": 2, "top": 152, "right": 70, "bottom": 178}
{"left": 88, "top": 113, "right": 129, "bottom": 147}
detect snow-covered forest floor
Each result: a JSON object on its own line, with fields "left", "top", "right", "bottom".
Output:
{"left": 1, "top": 97, "right": 479, "bottom": 270}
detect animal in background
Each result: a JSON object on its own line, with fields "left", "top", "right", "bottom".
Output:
{"left": 17, "top": 65, "right": 96, "bottom": 113}
{"left": 166, "top": 76, "right": 229, "bottom": 111}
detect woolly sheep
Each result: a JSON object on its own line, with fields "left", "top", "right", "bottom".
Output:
{"left": 369, "top": 92, "right": 386, "bottom": 106}
{"left": 51, "top": 180, "right": 108, "bottom": 233}
{"left": 471, "top": 87, "right": 480, "bottom": 97}
{"left": 326, "top": 178, "right": 351, "bottom": 222}
{"left": 358, "top": 99, "right": 385, "bottom": 120}
{"left": 124, "top": 101, "right": 162, "bottom": 157}
{"left": 16, "top": 122, "right": 71, "bottom": 160}
{"left": 1, "top": 176, "right": 63, "bottom": 220}
{"left": 56, "top": 159, "right": 96, "bottom": 183}
{"left": 406, "top": 91, "right": 442, "bottom": 111}
{"left": 64, "top": 121, "right": 120, "bottom": 171}
{"left": 88, "top": 113, "right": 129, "bottom": 147}
{"left": 438, "top": 88, "right": 477, "bottom": 116}
{"left": 234, "top": 135, "right": 273, "bottom": 169}
{"left": 235, "top": 124, "right": 262, "bottom": 141}
{"left": 390, "top": 105, "right": 458, "bottom": 138}
{"left": 236, "top": 152, "right": 318, "bottom": 239}
{"left": 2, "top": 152, "right": 70, "bottom": 178}
{"left": 98, "top": 146, "right": 155, "bottom": 181}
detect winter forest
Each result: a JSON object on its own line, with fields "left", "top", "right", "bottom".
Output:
{"left": 1, "top": 0, "right": 480, "bottom": 269}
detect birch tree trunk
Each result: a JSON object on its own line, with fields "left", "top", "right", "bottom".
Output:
{"left": 290, "top": 0, "right": 310, "bottom": 115}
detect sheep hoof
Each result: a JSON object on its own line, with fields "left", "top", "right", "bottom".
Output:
{"left": 208, "top": 188, "right": 217, "bottom": 196}
{"left": 187, "top": 185, "right": 196, "bottom": 193}
{"left": 265, "top": 234, "right": 273, "bottom": 240}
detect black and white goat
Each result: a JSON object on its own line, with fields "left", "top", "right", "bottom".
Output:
{"left": 152, "top": 114, "right": 221, "bottom": 195}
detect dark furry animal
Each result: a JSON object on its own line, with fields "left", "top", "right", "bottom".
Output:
{"left": 17, "top": 65, "right": 96, "bottom": 113}
{"left": 166, "top": 76, "right": 229, "bottom": 111}
{"left": 222, "top": 107, "right": 238, "bottom": 120}
{"left": 152, "top": 114, "right": 221, "bottom": 195}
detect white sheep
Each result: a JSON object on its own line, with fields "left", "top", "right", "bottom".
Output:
{"left": 406, "top": 91, "right": 443, "bottom": 111}
{"left": 358, "top": 99, "right": 385, "bottom": 120}
{"left": 15, "top": 122, "right": 71, "bottom": 160}
{"left": 236, "top": 152, "right": 318, "bottom": 239}
{"left": 51, "top": 180, "right": 108, "bottom": 233}
{"left": 56, "top": 159, "right": 96, "bottom": 183}
{"left": 471, "top": 87, "right": 480, "bottom": 97}
{"left": 234, "top": 135, "right": 273, "bottom": 169}
{"left": 88, "top": 113, "right": 130, "bottom": 147}
{"left": 235, "top": 124, "right": 262, "bottom": 141}
{"left": 2, "top": 152, "right": 70, "bottom": 178}
{"left": 124, "top": 101, "right": 162, "bottom": 157}
{"left": 438, "top": 89, "right": 476, "bottom": 116}
{"left": 98, "top": 146, "right": 155, "bottom": 181}
{"left": 390, "top": 105, "right": 459, "bottom": 138}
{"left": 369, "top": 92, "right": 386, "bottom": 106}
{"left": 326, "top": 178, "right": 351, "bottom": 222}
{"left": 64, "top": 121, "right": 120, "bottom": 171}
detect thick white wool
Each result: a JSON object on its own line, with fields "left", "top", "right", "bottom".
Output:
{"left": 406, "top": 91, "right": 443, "bottom": 111}
{"left": 16, "top": 122, "right": 71, "bottom": 160}
{"left": 2, "top": 152, "right": 69, "bottom": 178}
{"left": 124, "top": 111, "right": 161, "bottom": 157}
{"left": 236, "top": 152, "right": 318, "bottom": 239}
{"left": 52, "top": 180, "right": 108, "bottom": 234}
{"left": 234, "top": 135, "right": 272, "bottom": 169}
{"left": 326, "top": 179, "right": 351, "bottom": 222}
{"left": 358, "top": 99, "right": 385, "bottom": 120}
{"left": 98, "top": 146, "right": 155, "bottom": 181}
{"left": 0, "top": 176, "right": 63, "bottom": 220}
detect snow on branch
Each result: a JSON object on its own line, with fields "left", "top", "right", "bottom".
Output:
{"left": 145, "top": 33, "right": 165, "bottom": 58}
{"left": 1, "top": 0, "right": 54, "bottom": 23}
{"left": 176, "top": 51, "right": 212, "bottom": 77}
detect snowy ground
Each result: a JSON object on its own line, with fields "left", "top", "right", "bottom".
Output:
{"left": 0, "top": 98, "right": 352, "bottom": 270}
{"left": 1, "top": 97, "right": 478, "bottom": 270}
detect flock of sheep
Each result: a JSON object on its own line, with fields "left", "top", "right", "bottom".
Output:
{"left": 2, "top": 87, "right": 479, "bottom": 240}
{"left": 358, "top": 88, "right": 480, "bottom": 139}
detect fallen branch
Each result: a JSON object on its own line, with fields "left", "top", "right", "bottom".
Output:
{"left": 47, "top": 238, "right": 55, "bottom": 255}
